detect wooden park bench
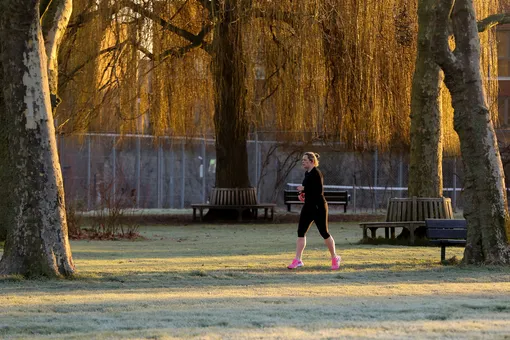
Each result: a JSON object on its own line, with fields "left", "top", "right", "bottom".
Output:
{"left": 191, "top": 187, "right": 276, "bottom": 222}
{"left": 283, "top": 189, "right": 350, "bottom": 212}
{"left": 359, "top": 196, "right": 453, "bottom": 245}
{"left": 425, "top": 219, "right": 467, "bottom": 261}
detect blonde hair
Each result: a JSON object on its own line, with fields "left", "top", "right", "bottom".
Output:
{"left": 304, "top": 152, "right": 320, "bottom": 167}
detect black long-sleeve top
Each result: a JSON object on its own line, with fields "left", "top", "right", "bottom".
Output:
{"left": 301, "top": 167, "right": 326, "bottom": 206}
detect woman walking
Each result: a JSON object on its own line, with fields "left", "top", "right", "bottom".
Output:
{"left": 287, "top": 152, "right": 341, "bottom": 270}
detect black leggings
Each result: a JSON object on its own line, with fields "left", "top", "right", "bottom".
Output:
{"left": 297, "top": 203, "right": 330, "bottom": 239}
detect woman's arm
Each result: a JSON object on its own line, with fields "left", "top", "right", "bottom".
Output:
{"left": 304, "top": 169, "right": 322, "bottom": 200}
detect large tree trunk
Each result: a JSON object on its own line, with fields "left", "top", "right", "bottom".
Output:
{"left": 0, "top": 0, "right": 75, "bottom": 277}
{"left": 409, "top": 0, "right": 443, "bottom": 198}
{"left": 403, "top": 0, "right": 444, "bottom": 240}
{"left": 206, "top": 0, "right": 253, "bottom": 220}
{"left": 212, "top": 0, "right": 251, "bottom": 190}
{"left": 434, "top": 0, "right": 510, "bottom": 264}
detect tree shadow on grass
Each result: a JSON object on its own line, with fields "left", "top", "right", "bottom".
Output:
{"left": 2, "top": 261, "right": 509, "bottom": 295}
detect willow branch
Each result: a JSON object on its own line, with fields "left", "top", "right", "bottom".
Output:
{"left": 40, "top": 0, "right": 53, "bottom": 18}
{"left": 196, "top": 0, "right": 214, "bottom": 14}
{"left": 251, "top": 8, "right": 298, "bottom": 27}
{"left": 60, "top": 43, "right": 127, "bottom": 87}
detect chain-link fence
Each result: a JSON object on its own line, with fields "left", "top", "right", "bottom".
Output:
{"left": 58, "top": 133, "right": 464, "bottom": 212}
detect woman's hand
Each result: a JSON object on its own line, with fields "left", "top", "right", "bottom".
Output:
{"left": 298, "top": 192, "right": 305, "bottom": 202}
{"left": 297, "top": 185, "right": 304, "bottom": 191}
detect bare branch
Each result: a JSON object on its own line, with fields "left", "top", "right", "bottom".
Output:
{"left": 40, "top": 0, "right": 52, "bottom": 18}
{"left": 67, "top": 0, "right": 212, "bottom": 54}
{"left": 119, "top": 0, "right": 200, "bottom": 44}
{"left": 478, "top": 13, "right": 510, "bottom": 32}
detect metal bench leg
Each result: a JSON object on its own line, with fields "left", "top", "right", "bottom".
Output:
{"left": 390, "top": 227, "right": 395, "bottom": 239}
{"left": 270, "top": 208, "right": 274, "bottom": 220}
{"left": 237, "top": 209, "right": 243, "bottom": 222}
{"left": 409, "top": 228, "right": 415, "bottom": 245}
{"left": 287, "top": 204, "right": 291, "bottom": 212}
{"left": 441, "top": 246, "right": 446, "bottom": 262}
{"left": 385, "top": 228, "right": 389, "bottom": 239}
{"left": 363, "top": 227, "right": 368, "bottom": 241}
{"left": 199, "top": 208, "right": 204, "bottom": 221}
{"left": 344, "top": 204, "right": 347, "bottom": 213}
{"left": 193, "top": 208, "right": 196, "bottom": 221}
{"left": 370, "top": 228, "right": 377, "bottom": 239}
{"left": 264, "top": 208, "right": 268, "bottom": 219}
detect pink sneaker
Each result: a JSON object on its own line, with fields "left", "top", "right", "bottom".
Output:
{"left": 287, "top": 258, "right": 304, "bottom": 269}
{"left": 331, "top": 255, "right": 341, "bottom": 270}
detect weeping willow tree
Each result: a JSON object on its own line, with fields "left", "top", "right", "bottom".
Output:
{"left": 317, "top": 0, "right": 416, "bottom": 149}
{"left": 316, "top": 0, "right": 498, "bottom": 158}
{"left": 57, "top": 1, "right": 325, "bottom": 198}
{"left": 58, "top": 0, "right": 116, "bottom": 133}
{"left": 56, "top": 0, "right": 504, "bottom": 227}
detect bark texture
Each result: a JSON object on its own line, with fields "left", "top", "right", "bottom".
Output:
{"left": 212, "top": 0, "right": 251, "bottom": 189}
{"left": 433, "top": 0, "right": 510, "bottom": 264}
{"left": 409, "top": 0, "right": 443, "bottom": 198}
{"left": 0, "top": 0, "right": 75, "bottom": 277}
{"left": 0, "top": 48, "right": 11, "bottom": 242}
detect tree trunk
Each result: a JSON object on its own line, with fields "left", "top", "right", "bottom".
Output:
{"left": 434, "top": 0, "right": 510, "bottom": 264}
{"left": 0, "top": 0, "right": 75, "bottom": 277}
{"left": 205, "top": 0, "right": 253, "bottom": 220}
{"left": 41, "top": 0, "right": 73, "bottom": 111}
{"left": 409, "top": 0, "right": 443, "bottom": 198}
{"left": 403, "top": 0, "right": 444, "bottom": 240}
{"left": 0, "top": 51, "right": 12, "bottom": 242}
{"left": 212, "top": 0, "right": 251, "bottom": 189}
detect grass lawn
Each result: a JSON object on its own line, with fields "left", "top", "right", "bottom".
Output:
{"left": 1, "top": 222, "right": 510, "bottom": 339}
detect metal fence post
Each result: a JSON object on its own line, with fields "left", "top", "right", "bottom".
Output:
{"left": 202, "top": 137, "right": 206, "bottom": 203}
{"left": 87, "top": 134, "right": 91, "bottom": 211}
{"left": 398, "top": 153, "right": 404, "bottom": 198}
{"left": 352, "top": 174, "right": 357, "bottom": 213}
{"left": 169, "top": 140, "right": 174, "bottom": 208}
{"left": 255, "top": 132, "right": 259, "bottom": 200}
{"left": 453, "top": 157, "right": 457, "bottom": 212}
{"left": 158, "top": 138, "right": 163, "bottom": 209}
{"left": 181, "top": 141, "right": 186, "bottom": 209}
{"left": 136, "top": 136, "right": 141, "bottom": 208}
{"left": 373, "top": 148, "right": 378, "bottom": 211}
{"left": 112, "top": 135, "right": 116, "bottom": 203}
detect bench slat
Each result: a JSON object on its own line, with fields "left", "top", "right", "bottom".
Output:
{"left": 429, "top": 239, "right": 466, "bottom": 245}
{"left": 283, "top": 189, "right": 350, "bottom": 212}
{"left": 426, "top": 228, "right": 467, "bottom": 239}
{"left": 425, "top": 219, "right": 467, "bottom": 240}
{"left": 425, "top": 219, "right": 466, "bottom": 228}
